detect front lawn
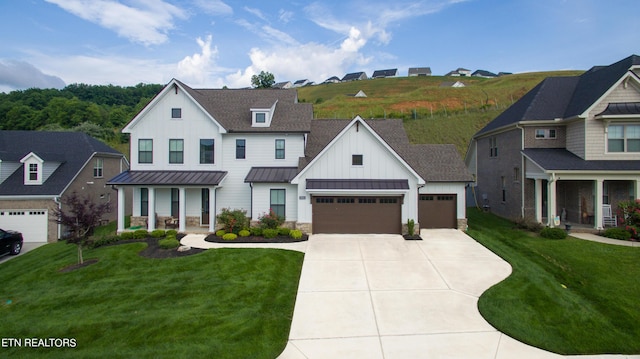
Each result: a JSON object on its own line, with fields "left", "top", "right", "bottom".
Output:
{"left": 0, "top": 241, "right": 303, "bottom": 358}
{"left": 467, "top": 208, "right": 640, "bottom": 355}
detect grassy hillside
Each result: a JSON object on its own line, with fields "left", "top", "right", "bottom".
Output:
{"left": 297, "top": 71, "right": 582, "bottom": 155}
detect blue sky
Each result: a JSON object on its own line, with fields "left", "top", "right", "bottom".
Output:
{"left": 0, "top": 0, "right": 638, "bottom": 92}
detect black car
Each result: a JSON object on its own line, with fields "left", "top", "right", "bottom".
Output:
{"left": 0, "top": 228, "right": 23, "bottom": 256}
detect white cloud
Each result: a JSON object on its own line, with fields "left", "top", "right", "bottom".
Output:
{"left": 192, "top": 0, "right": 232, "bottom": 15}
{"left": 244, "top": 6, "right": 268, "bottom": 22}
{"left": 0, "top": 59, "right": 66, "bottom": 91}
{"left": 45, "top": 0, "right": 187, "bottom": 45}
{"left": 176, "top": 35, "right": 218, "bottom": 86}
{"left": 279, "top": 9, "right": 293, "bottom": 23}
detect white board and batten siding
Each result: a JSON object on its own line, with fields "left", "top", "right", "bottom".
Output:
{"left": 251, "top": 183, "right": 298, "bottom": 222}
{"left": 420, "top": 183, "right": 467, "bottom": 220}
{"left": 0, "top": 209, "right": 48, "bottom": 242}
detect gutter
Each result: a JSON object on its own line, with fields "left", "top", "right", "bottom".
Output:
{"left": 54, "top": 196, "right": 61, "bottom": 240}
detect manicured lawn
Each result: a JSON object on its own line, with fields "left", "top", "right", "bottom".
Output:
{"left": 467, "top": 208, "right": 640, "bottom": 355}
{"left": 0, "top": 241, "right": 303, "bottom": 358}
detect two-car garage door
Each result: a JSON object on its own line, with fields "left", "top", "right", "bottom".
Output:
{"left": 0, "top": 210, "right": 48, "bottom": 242}
{"left": 312, "top": 196, "right": 402, "bottom": 234}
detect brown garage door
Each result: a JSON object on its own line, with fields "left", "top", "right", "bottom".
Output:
{"left": 419, "top": 194, "right": 457, "bottom": 229}
{"left": 313, "top": 196, "right": 402, "bottom": 234}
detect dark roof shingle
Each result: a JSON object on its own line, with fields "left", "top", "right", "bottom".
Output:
{"left": 107, "top": 171, "right": 227, "bottom": 186}
{"left": 244, "top": 167, "right": 298, "bottom": 183}
{"left": 522, "top": 148, "right": 640, "bottom": 171}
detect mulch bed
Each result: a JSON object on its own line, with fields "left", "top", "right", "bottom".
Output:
{"left": 138, "top": 237, "right": 206, "bottom": 259}
{"left": 204, "top": 234, "right": 309, "bottom": 244}
{"left": 59, "top": 258, "right": 99, "bottom": 273}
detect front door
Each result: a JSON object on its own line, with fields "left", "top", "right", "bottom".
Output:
{"left": 201, "top": 189, "right": 210, "bottom": 225}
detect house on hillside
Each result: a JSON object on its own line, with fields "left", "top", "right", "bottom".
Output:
{"left": 0, "top": 131, "right": 130, "bottom": 243}
{"left": 293, "top": 79, "right": 310, "bottom": 87}
{"left": 272, "top": 81, "right": 292, "bottom": 89}
{"left": 472, "top": 70, "right": 498, "bottom": 78}
{"left": 108, "top": 79, "right": 472, "bottom": 234}
{"left": 408, "top": 67, "right": 432, "bottom": 76}
{"left": 322, "top": 76, "right": 341, "bottom": 84}
{"left": 372, "top": 69, "right": 398, "bottom": 78}
{"left": 445, "top": 68, "right": 471, "bottom": 77}
{"left": 440, "top": 81, "right": 465, "bottom": 88}
{"left": 465, "top": 55, "right": 640, "bottom": 230}
{"left": 353, "top": 90, "right": 367, "bottom": 97}
{"left": 341, "top": 72, "right": 368, "bottom": 82}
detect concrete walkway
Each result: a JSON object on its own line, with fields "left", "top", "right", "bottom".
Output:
{"left": 181, "top": 230, "right": 640, "bottom": 359}
{"left": 570, "top": 232, "right": 640, "bottom": 247}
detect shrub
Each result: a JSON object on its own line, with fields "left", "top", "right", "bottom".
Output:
{"left": 618, "top": 200, "right": 640, "bottom": 240}
{"left": 278, "top": 227, "right": 290, "bottom": 236}
{"left": 120, "top": 231, "right": 134, "bottom": 240}
{"left": 133, "top": 229, "right": 149, "bottom": 239}
{"left": 217, "top": 208, "right": 249, "bottom": 234}
{"left": 263, "top": 228, "right": 278, "bottom": 239}
{"left": 513, "top": 217, "right": 544, "bottom": 232}
{"left": 258, "top": 209, "right": 284, "bottom": 229}
{"left": 289, "top": 229, "right": 303, "bottom": 240}
{"left": 249, "top": 227, "right": 263, "bottom": 236}
{"left": 89, "top": 235, "right": 121, "bottom": 249}
{"left": 166, "top": 229, "right": 178, "bottom": 237}
{"left": 407, "top": 219, "right": 415, "bottom": 236}
{"left": 150, "top": 229, "right": 166, "bottom": 238}
{"left": 222, "top": 233, "right": 238, "bottom": 241}
{"left": 540, "top": 227, "right": 567, "bottom": 239}
{"left": 215, "top": 229, "right": 226, "bottom": 237}
{"left": 238, "top": 229, "right": 250, "bottom": 237}
{"left": 158, "top": 237, "right": 180, "bottom": 249}
{"left": 603, "top": 228, "right": 632, "bottom": 241}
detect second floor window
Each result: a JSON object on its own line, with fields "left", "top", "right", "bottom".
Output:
{"left": 489, "top": 136, "right": 498, "bottom": 157}
{"left": 236, "top": 139, "right": 246, "bottom": 159}
{"left": 169, "top": 139, "right": 184, "bottom": 164}
{"left": 256, "top": 113, "right": 266, "bottom": 123}
{"left": 275, "top": 139, "right": 285, "bottom": 159}
{"left": 200, "top": 139, "right": 214, "bottom": 164}
{"left": 29, "top": 163, "right": 38, "bottom": 181}
{"left": 139, "top": 139, "right": 153, "bottom": 164}
{"left": 608, "top": 124, "right": 640, "bottom": 152}
{"left": 171, "top": 108, "right": 182, "bottom": 118}
{"left": 94, "top": 158, "right": 104, "bottom": 178}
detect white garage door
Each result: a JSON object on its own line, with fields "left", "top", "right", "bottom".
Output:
{"left": 0, "top": 210, "right": 48, "bottom": 242}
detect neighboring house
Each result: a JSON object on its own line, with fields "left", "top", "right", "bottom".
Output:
{"left": 322, "top": 76, "right": 341, "bottom": 84}
{"left": 372, "top": 69, "right": 398, "bottom": 78}
{"left": 408, "top": 67, "right": 432, "bottom": 76}
{"left": 352, "top": 90, "right": 367, "bottom": 97}
{"left": 440, "top": 81, "right": 465, "bottom": 88}
{"left": 292, "top": 79, "right": 310, "bottom": 87}
{"left": 472, "top": 70, "right": 498, "bottom": 78}
{"left": 108, "top": 79, "right": 472, "bottom": 234}
{"left": 0, "top": 131, "right": 130, "bottom": 243}
{"left": 341, "top": 72, "right": 368, "bottom": 82}
{"left": 445, "top": 68, "right": 471, "bottom": 77}
{"left": 498, "top": 72, "right": 513, "bottom": 77}
{"left": 272, "top": 81, "right": 292, "bottom": 89}
{"left": 465, "top": 55, "right": 640, "bottom": 230}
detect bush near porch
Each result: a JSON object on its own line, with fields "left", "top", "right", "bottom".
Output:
{"left": 468, "top": 208, "right": 640, "bottom": 354}
{"left": 618, "top": 199, "right": 640, "bottom": 240}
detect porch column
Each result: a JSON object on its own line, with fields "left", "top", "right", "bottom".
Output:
{"left": 178, "top": 187, "right": 186, "bottom": 232}
{"left": 547, "top": 178, "right": 557, "bottom": 227}
{"left": 635, "top": 179, "right": 640, "bottom": 200}
{"left": 148, "top": 187, "right": 156, "bottom": 231}
{"left": 117, "top": 186, "right": 125, "bottom": 233}
{"left": 535, "top": 179, "right": 543, "bottom": 223}
{"left": 595, "top": 179, "right": 604, "bottom": 229}
{"left": 208, "top": 187, "right": 216, "bottom": 233}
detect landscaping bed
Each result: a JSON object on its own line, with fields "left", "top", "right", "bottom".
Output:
{"left": 205, "top": 233, "right": 308, "bottom": 243}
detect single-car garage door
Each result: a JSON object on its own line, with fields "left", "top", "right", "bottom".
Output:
{"left": 313, "top": 196, "right": 402, "bottom": 234}
{"left": 0, "top": 210, "right": 48, "bottom": 242}
{"left": 419, "top": 194, "right": 457, "bottom": 229}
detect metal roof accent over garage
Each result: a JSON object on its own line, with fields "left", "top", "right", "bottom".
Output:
{"left": 244, "top": 167, "right": 298, "bottom": 183}
{"left": 306, "top": 179, "right": 409, "bottom": 190}
{"left": 107, "top": 171, "right": 227, "bottom": 186}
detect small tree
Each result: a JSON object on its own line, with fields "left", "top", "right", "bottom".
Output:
{"left": 251, "top": 71, "right": 275, "bottom": 89}
{"left": 52, "top": 191, "right": 111, "bottom": 264}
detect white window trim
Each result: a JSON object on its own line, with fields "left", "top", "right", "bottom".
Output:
{"left": 606, "top": 123, "right": 640, "bottom": 153}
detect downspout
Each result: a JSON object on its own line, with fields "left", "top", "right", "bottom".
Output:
{"left": 516, "top": 123, "right": 525, "bottom": 218}
{"left": 249, "top": 183, "right": 253, "bottom": 222}
{"left": 54, "top": 196, "right": 61, "bottom": 240}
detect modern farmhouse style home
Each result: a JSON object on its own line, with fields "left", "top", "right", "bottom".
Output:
{"left": 108, "top": 79, "right": 471, "bottom": 234}
{"left": 466, "top": 55, "right": 640, "bottom": 229}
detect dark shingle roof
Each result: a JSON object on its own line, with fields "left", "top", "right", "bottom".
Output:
{"left": 176, "top": 80, "right": 313, "bottom": 133}
{"left": 0, "top": 131, "right": 122, "bottom": 196}
{"left": 341, "top": 72, "right": 367, "bottom": 81}
{"left": 306, "top": 179, "right": 409, "bottom": 190}
{"left": 472, "top": 69, "right": 497, "bottom": 77}
{"left": 372, "top": 69, "right": 398, "bottom": 78}
{"left": 408, "top": 67, "right": 432, "bottom": 76}
{"left": 107, "top": 171, "right": 227, "bottom": 186}
{"left": 244, "top": 167, "right": 298, "bottom": 183}
{"left": 407, "top": 144, "right": 474, "bottom": 182}
{"left": 522, "top": 148, "right": 640, "bottom": 171}
{"left": 475, "top": 55, "right": 640, "bottom": 136}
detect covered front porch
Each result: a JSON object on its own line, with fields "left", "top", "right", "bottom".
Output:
{"left": 107, "top": 170, "right": 228, "bottom": 233}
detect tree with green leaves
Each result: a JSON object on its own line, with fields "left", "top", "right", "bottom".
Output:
{"left": 251, "top": 71, "right": 275, "bottom": 89}
{"left": 52, "top": 191, "right": 111, "bottom": 264}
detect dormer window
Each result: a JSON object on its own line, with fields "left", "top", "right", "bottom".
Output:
{"left": 251, "top": 100, "right": 277, "bottom": 127}
{"left": 20, "top": 152, "right": 44, "bottom": 185}
{"left": 255, "top": 113, "right": 266, "bottom": 123}
{"left": 29, "top": 164, "right": 38, "bottom": 181}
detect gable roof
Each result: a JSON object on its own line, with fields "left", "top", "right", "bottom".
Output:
{"left": 372, "top": 69, "right": 398, "bottom": 78}
{"left": 176, "top": 80, "right": 313, "bottom": 133}
{"left": 297, "top": 118, "right": 471, "bottom": 183}
{"left": 472, "top": 69, "right": 497, "bottom": 77}
{"left": 475, "top": 55, "right": 640, "bottom": 137}
{"left": 408, "top": 67, "right": 432, "bottom": 76}
{"left": 342, "top": 72, "right": 367, "bottom": 81}
{"left": 0, "top": 131, "right": 122, "bottom": 196}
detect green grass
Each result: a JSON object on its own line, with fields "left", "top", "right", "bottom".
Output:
{"left": 0, "top": 241, "right": 303, "bottom": 358}
{"left": 467, "top": 208, "right": 640, "bottom": 355}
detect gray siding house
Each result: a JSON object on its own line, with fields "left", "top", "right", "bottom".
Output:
{"left": 466, "top": 55, "right": 640, "bottom": 230}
